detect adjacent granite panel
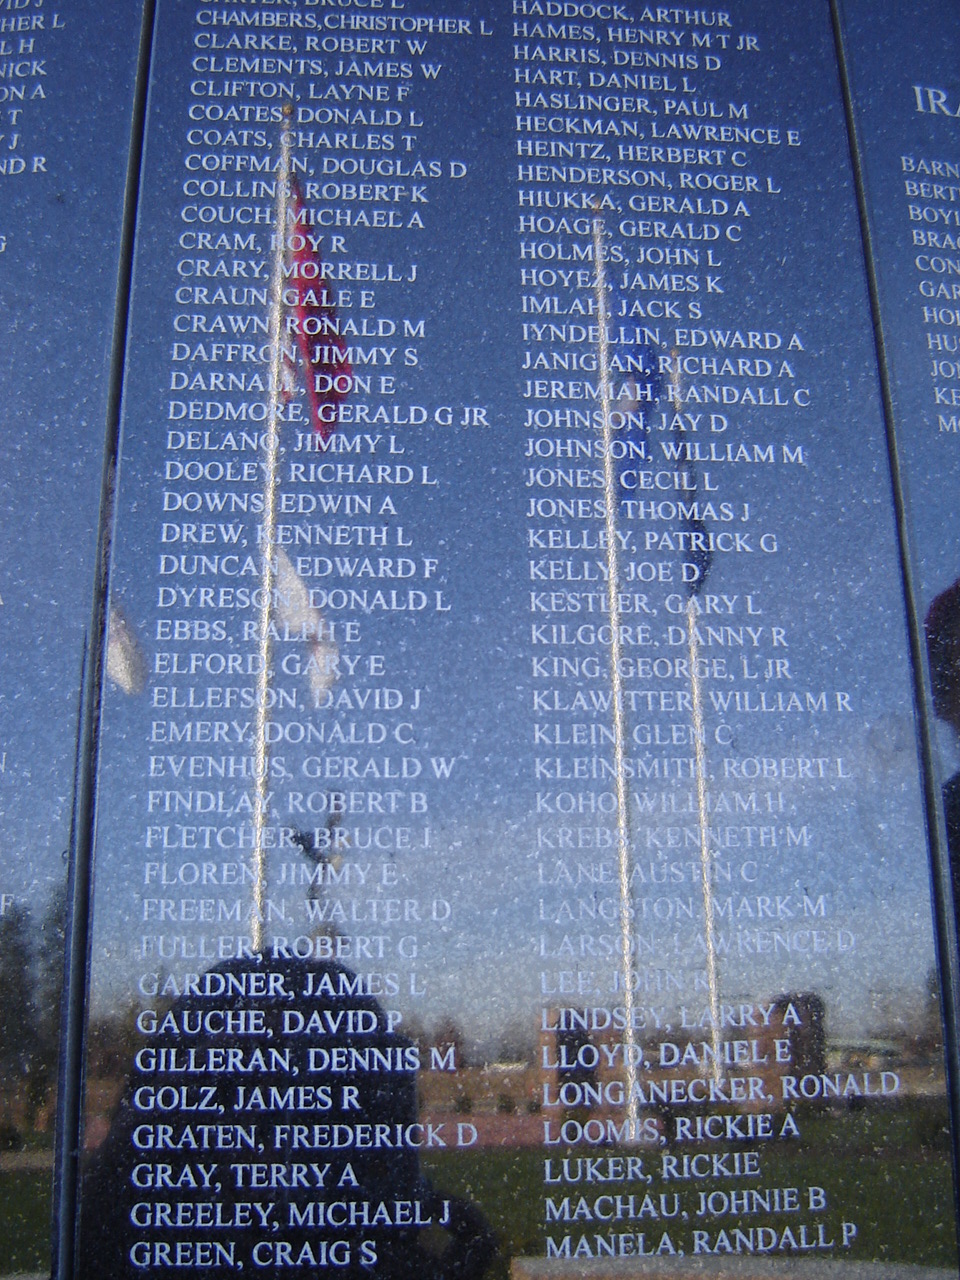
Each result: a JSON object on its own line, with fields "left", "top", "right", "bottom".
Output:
{"left": 0, "top": 0, "right": 145, "bottom": 1270}
{"left": 836, "top": 0, "right": 960, "bottom": 938}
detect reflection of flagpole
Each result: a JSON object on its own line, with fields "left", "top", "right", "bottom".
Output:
{"left": 669, "top": 354, "right": 722, "bottom": 1080}
{"left": 591, "top": 206, "right": 639, "bottom": 1133}
{"left": 251, "top": 105, "right": 293, "bottom": 952}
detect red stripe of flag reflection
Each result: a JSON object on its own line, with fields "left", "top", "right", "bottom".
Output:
{"left": 284, "top": 176, "right": 352, "bottom": 439}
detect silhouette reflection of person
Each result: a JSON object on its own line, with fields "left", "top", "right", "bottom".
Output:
{"left": 925, "top": 580, "right": 960, "bottom": 917}
{"left": 77, "top": 955, "right": 496, "bottom": 1280}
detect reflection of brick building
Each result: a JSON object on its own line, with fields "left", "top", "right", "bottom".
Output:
{"left": 418, "top": 1060, "right": 540, "bottom": 1117}
{"left": 535, "top": 996, "right": 827, "bottom": 1141}
{"left": 417, "top": 1058, "right": 544, "bottom": 1147}
{"left": 0, "top": 1085, "right": 55, "bottom": 1147}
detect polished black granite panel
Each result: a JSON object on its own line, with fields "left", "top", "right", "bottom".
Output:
{"left": 837, "top": 0, "right": 960, "bottom": 951}
{"left": 0, "top": 0, "right": 145, "bottom": 1269}
{"left": 69, "top": 2, "right": 960, "bottom": 1277}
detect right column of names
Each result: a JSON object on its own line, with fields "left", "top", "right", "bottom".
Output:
{"left": 514, "top": 1, "right": 945, "bottom": 1263}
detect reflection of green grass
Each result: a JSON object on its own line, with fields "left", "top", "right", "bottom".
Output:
{"left": 424, "top": 1146, "right": 542, "bottom": 1280}
{"left": 759, "top": 1106, "right": 957, "bottom": 1266}
{"left": 0, "top": 1171, "right": 51, "bottom": 1273}
{"left": 1, "top": 1106, "right": 955, "bottom": 1276}
{"left": 424, "top": 1103, "right": 958, "bottom": 1275}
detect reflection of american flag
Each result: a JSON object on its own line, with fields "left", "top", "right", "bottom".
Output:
{"left": 282, "top": 176, "right": 352, "bottom": 439}
{"left": 275, "top": 545, "right": 338, "bottom": 702}
{"left": 106, "top": 605, "right": 147, "bottom": 695}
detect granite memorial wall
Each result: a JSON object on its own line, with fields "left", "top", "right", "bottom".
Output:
{"left": 2, "top": 1, "right": 960, "bottom": 1276}
{"left": 0, "top": 0, "right": 148, "bottom": 1267}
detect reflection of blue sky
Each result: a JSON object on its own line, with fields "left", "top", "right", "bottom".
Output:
{"left": 839, "top": 0, "right": 960, "bottom": 799}
{"left": 77, "top": 0, "right": 948, "bottom": 1071}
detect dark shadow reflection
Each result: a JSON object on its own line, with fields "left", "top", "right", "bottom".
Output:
{"left": 926, "top": 580, "right": 960, "bottom": 917}
{"left": 77, "top": 950, "right": 496, "bottom": 1279}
